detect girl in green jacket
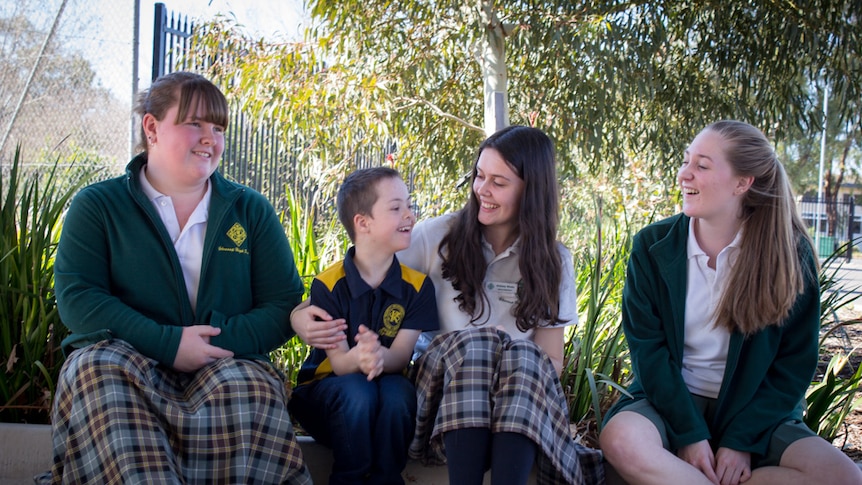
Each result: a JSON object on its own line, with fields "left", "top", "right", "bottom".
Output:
{"left": 39, "top": 72, "right": 311, "bottom": 484}
{"left": 600, "top": 120, "right": 861, "bottom": 485}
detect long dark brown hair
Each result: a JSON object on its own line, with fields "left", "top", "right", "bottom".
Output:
{"left": 439, "top": 125, "right": 565, "bottom": 332}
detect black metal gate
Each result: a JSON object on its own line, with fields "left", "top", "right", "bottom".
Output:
{"left": 798, "top": 195, "right": 857, "bottom": 260}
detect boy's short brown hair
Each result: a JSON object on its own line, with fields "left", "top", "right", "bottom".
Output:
{"left": 337, "top": 166, "right": 401, "bottom": 241}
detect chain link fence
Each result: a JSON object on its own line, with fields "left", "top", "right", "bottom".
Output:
{"left": 0, "top": 0, "right": 138, "bottom": 174}
{"left": 1, "top": 0, "right": 394, "bottom": 217}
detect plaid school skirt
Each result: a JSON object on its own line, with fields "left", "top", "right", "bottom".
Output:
{"left": 35, "top": 339, "right": 311, "bottom": 485}
{"left": 409, "top": 327, "right": 605, "bottom": 485}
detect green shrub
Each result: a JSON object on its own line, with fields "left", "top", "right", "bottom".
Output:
{"left": 270, "top": 187, "right": 349, "bottom": 386}
{"left": 805, "top": 353, "right": 862, "bottom": 443}
{"left": 561, "top": 205, "right": 633, "bottom": 433}
{"left": 804, "top": 241, "right": 862, "bottom": 443}
{"left": 0, "top": 146, "right": 97, "bottom": 423}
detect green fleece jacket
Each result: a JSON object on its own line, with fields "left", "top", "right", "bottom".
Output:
{"left": 606, "top": 213, "right": 820, "bottom": 457}
{"left": 55, "top": 154, "right": 304, "bottom": 366}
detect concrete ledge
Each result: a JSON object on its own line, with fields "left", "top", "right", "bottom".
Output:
{"left": 0, "top": 423, "right": 494, "bottom": 484}
{"left": 0, "top": 423, "right": 53, "bottom": 485}
{"left": 0, "top": 422, "right": 648, "bottom": 484}
{"left": 4, "top": 422, "right": 858, "bottom": 484}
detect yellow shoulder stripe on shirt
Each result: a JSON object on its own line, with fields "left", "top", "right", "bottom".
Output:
{"left": 315, "top": 261, "right": 346, "bottom": 292}
{"left": 400, "top": 264, "right": 426, "bottom": 293}
{"left": 297, "top": 358, "right": 334, "bottom": 386}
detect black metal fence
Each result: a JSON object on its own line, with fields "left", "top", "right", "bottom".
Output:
{"left": 153, "top": 3, "right": 299, "bottom": 212}
{"left": 798, "top": 195, "right": 857, "bottom": 260}
{"left": 152, "top": 3, "right": 195, "bottom": 81}
{"left": 152, "top": 3, "right": 408, "bottom": 216}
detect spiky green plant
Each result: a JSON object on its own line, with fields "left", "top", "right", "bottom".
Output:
{"left": 805, "top": 353, "right": 862, "bottom": 443}
{"left": 804, "top": 240, "right": 862, "bottom": 443}
{"left": 561, "top": 204, "right": 633, "bottom": 433}
{"left": 271, "top": 187, "right": 348, "bottom": 386}
{"left": 0, "top": 146, "right": 96, "bottom": 423}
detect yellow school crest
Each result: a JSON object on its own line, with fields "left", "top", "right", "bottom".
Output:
{"left": 379, "top": 304, "right": 405, "bottom": 338}
{"left": 227, "top": 222, "right": 247, "bottom": 247}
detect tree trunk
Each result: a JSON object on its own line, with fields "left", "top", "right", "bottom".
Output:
{"left": 476, "top": 0, "right": 509, "bottom": 136}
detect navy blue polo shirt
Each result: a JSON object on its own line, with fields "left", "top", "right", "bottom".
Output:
{"left": 296, "top": 247, "right": 439, "bottom": 384}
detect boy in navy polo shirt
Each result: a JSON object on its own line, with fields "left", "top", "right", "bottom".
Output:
{"left": 289, "top": 167, "right": 439, "bottom": 485}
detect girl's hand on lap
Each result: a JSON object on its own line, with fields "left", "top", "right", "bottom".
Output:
{"left": 678, "top": 440, "right": 720, "bottom": 485}
{"left": 173, "top": 325, "right": 234, "bottom": 372}
{"left": 715, "top": 447, "right": 751, "bottom": 485}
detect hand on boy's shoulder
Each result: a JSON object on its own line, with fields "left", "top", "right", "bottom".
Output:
{"left": 291, "top": 302, "right": 347, "bottom": 349}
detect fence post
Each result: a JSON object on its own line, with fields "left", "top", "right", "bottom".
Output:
{"left": 152, "top": 3, "right": 167, "bottom": 80}
{"left": 848, "top": 196, "right": 855, "bottom": 261}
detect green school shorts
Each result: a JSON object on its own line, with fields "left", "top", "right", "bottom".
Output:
{"left": 617, "top": 395, "right": 816, "bottom": 468}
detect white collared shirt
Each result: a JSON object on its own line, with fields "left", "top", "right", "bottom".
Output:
{"left": 140, "top": 170, "right": 210, "bottom": 314}
{"left": 681, "top": 217, "right": 739, "bottom": 398}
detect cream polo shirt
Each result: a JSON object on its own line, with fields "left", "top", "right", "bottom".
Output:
{"left": 397, "top": 212, "right": 578, "bottom": 342}
{"left": 681, "top": 217, "right": 739, "bottom": 398}
{"left": 140, "top": 169, "right": 211, "bottom": 314}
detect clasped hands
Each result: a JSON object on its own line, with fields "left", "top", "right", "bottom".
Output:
{"left": 354, "top": 324, "right": 384, "bottom": 380}
{"left": 678, "top": 440, "right": 752, "bottom": 485}
{"left": 291, "top": 302, "right": 383, "bottom": 380}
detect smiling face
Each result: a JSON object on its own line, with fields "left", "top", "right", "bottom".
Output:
{"left": 143, "top": 94, "right": 225, "bottom": 194}
{"left": 363, "top": 176, "right": 415, "bottom": 252}
{"left": 678, "top": 129, "right": 752, "bottom": 224}
{"left": 472, "top": 147, "right": 525, "bottom": 236}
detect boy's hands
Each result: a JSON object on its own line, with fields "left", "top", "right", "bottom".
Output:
{"left": 355, "top": 325, "right": 384, "bottom": 380}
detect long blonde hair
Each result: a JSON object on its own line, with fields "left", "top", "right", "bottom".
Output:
{"left": 710, "top": 120, "right": 817, "bottom": 334}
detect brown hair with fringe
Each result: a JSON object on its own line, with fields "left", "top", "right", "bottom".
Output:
{"left": 134, "top": 71, "right": 229, "bottom": 154}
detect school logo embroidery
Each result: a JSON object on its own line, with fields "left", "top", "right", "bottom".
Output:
{"left": 219, "top": 222, "right": 250, "bottom": 254}
{"left": 379, "top": 304, "right": 405, "bottom": 338}
{"left": 227, "top": 222, "right": 247, "bottom": 247}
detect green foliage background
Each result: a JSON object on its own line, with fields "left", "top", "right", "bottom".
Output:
{"left": 187, "top": 0, "right": 862, "bottom": 436}
{"left": 3, "top": 1, "right": 862, "bottom": 444}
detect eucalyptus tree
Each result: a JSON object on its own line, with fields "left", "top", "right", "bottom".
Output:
{"left": 779, "top": 91, "right": 862, "bottom": 198}
{"left": 191, "top": 0, "right": 861, "bottom": 223}
{"left": 777, "top": 85, "right": 862, "bottom": 240}
{"left": 309, "top": 1, "right": 860, "bottom": 174}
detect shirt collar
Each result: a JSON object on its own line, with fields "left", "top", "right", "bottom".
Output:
{"left": 139, "top": 167, "right": 212, "bottom": 219}
{"left": 139, "top": 166, "right": 212, "bottom": 205}
{"left": 687, "top": 217, "right": 743, "bottom": 260}
{"left": 343, "top": 246, "right": 403, "bottom": 298}
{"left": 480, "top": 234, "right": 521, "bottom": 261}
{"left": 139, "top": 166, "right": 162, "bottom": 202}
